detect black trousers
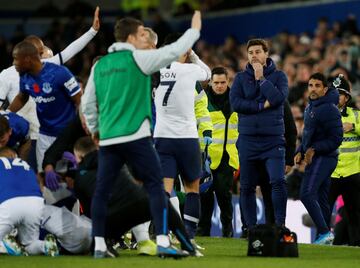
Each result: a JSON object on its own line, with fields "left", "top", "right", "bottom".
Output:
{"left": 198, "top": 153, "right": 234, "bottom": 237}
{"left": 329, "top": 173, "right": 360, "bottom": 246}
{"left": 105, "top": 196, "right": 195, "bottom": 252}
{"left": 240, "top": 164, "right": 276, "bottom": 230}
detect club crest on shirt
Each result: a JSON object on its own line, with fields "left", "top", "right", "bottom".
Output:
{"left": 42, "top": 82, "right": 53, "bottom": 94}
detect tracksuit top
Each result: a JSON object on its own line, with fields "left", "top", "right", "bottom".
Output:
{"left": 93, "top": 50, "right": 151, "bottom": 140}
{"left": 230, "top": 58, "right": 288, "bottom": 137}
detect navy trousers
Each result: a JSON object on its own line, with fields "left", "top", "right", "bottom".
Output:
{"left": 238, "top": 135, "right": 287, "bottom": 227}
{"left": 91, "top": 137, "right": 168, "bottom": 237}
{"left": 300, "top": 155, "right": 338, "bottom": 235}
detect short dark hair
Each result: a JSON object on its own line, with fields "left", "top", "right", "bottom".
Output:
{"left": 114, "top": 17, "right": 143, "bottom": 42}
{"left": 247, "top": 39, "right": 269, "bottom": 53}
{"left": 211, "top": 66, "right": 228, "bottom": 79}
{"left": 0, "top": 115, "right": 10, "bottom": 138}
{"left": 74, "top": 136, "right": 96, "bottom": 156}
{"left": 162, "top": 32, "right": 183, "bottom": 46}
{"left": 0, "top": 147, "right": 16, "bottom": 158}
{"left": 309, "top": 72, "right": 327, "bottom": 87}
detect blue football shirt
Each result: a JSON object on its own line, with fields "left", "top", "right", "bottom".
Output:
{"left": 20, "top": 62, "right": 80, "bottom": 136}
{"left": 0, "top": 111, "right": 29, "bottom": 148}
{"left": 0, "top": 157, "right": 42, "bottom": 204}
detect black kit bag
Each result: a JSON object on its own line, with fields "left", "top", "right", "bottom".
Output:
{"left": 247, "top": 224, "right": 299, "bottom": 257}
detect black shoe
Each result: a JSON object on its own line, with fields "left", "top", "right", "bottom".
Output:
{"left": 196, "top": 227, "right": 210, "bottom": 237}
{"left": 240, "top": 228, "right": 248, "bottom": 239}
{"left": 105, "top": 239, "right": 120, "bottom": 257}
{"left": 118, "top": 237, "right": 130, "bottom": 250}
{"left": 222, "top": 227, "right": 234, "bottom": 238}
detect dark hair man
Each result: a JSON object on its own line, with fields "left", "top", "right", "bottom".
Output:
{"left": 295, "top": 72, "right": 343, "bottom": 244}
{"left": 230, "top": 38, "right": 288, "bottom": 229}
{"left": 82, "top": 11, "right": 202, "bottom": 258}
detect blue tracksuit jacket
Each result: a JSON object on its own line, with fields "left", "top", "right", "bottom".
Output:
{"left": 230, "top": 58, "right": 288, "bottom": 136}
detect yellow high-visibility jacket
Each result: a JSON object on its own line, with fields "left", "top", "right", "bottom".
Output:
{"left": 332, "top": 107, "right": 360, "bottom": 178}
{"left": 200, "top": 87, "right": 239, "bottom": 170}
{"left": 195, "top": 83, "right": 213, "bottom": 150}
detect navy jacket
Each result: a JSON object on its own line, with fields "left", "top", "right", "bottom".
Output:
{"left": 298, "top": 87, "right": 343, "bottom": 157}
{"left": 230, "top": 58, "right": 288, "bottom": 136}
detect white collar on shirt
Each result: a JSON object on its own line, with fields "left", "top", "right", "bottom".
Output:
{"left": 107, "top": 42, "right": 135, "bottom": 53}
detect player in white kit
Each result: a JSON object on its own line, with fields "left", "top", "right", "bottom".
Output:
{"left": 154, "top": 33, "right": 211, "bottom": 243}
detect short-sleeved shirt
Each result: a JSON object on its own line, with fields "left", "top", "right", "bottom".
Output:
{"left": 154, "top": 62, "right": 208, "bottom": 138}
{"left": 0, "top": 110, "right": 29, "bottom": 148}
{"left": 20, "top": 62, "right": 80, "bottom": 137}
{"left": 0, "top": 157, "right": 42, "bottom": 204}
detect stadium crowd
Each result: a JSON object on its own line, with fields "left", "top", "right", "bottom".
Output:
{"left": 0, "top": 4, "right": 359, "bottom": 259}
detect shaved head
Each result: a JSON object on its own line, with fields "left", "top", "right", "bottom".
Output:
{"left": 24, "top": 35, "right": 44, "bottom": 57}
{"left": 13, "top": 41, "right": 39, "bottom": 57}
{"left": 12, "top": 41, "right": 41, "bottom": 74}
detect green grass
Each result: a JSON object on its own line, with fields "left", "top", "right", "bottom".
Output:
{"left": 1, "top": 237, "right": 360, "bottom": 268}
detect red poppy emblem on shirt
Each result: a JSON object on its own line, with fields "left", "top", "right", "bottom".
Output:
{"left": 33, "top": 83, "right": 40, "bottom": 93}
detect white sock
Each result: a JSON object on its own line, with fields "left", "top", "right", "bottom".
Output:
{"left": 156, "top": 235, "right": 170, "bottom": 247}
{"left": 94, "top": 236, "right": 107, "bottom": 252}
{"left": 132, "top": 221, "right": 150, "bottom": 242}
{"left": 170, "top": 196, "right": 181, "bottom": 216}
{"left": 0, "top": 241, "right": 7, "bottom": 254}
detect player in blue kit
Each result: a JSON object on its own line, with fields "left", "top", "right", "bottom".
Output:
{"left": 0, "top": 111, "right": 30, "bottom": 159}
{"left": 0, "top": 147, "right": 58, "bottom": 256}
{"left": 8, "top": 41, "right": 81, "bottom": 174}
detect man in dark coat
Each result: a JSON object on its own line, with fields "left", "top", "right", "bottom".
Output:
{"left": 295, "top": 72, "right": 343, "bottom": 245}
{"left": 230, "top": 39, "right": 288, "bottom": 228}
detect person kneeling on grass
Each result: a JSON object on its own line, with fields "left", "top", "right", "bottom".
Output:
{"left": 32, "top": 137, "right": 201, "bottom": 257}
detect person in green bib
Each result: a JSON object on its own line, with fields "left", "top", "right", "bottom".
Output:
{"left": 82, "top": 11, "right": 202, "bottom": 258}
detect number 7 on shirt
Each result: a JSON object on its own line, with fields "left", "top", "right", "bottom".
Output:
{"left": 160, "top": 81, "right": 176, "bottom": 106}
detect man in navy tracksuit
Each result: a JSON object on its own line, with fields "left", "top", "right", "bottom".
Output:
{"left": 295, "top": 72, "right": 343, "bottom": 245}
{"left": 230, "top": 39, "right": 288, "bottom": 228}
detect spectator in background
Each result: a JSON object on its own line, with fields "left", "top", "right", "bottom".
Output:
{"left": 355, "top": 94, "right": 360, "bottom": 110}
{"left": 288, "top": 62, "right": 312, "bottom": 104}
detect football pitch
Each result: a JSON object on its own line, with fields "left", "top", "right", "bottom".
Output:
{"left": 1, "top": 237, "right": 359, "bottom": 268}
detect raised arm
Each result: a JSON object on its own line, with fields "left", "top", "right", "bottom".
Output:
{"left": 188, "top": 50, "right": 211, "bottom": 81}
{"left": 133, "top": 11, "right": 201, "bottom": 75}
{"left": 45, "top": 6, "right": 100, "bottom": 65}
